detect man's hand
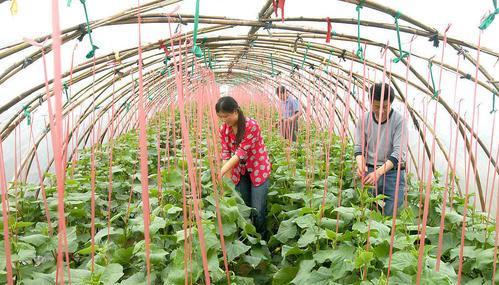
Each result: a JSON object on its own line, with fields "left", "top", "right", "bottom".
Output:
{"left": 355, "top": 155, "right": 367, "bottom": 178}
{"left": 356, "top": 163, "right": 367, "bottom": 178}
{"left": 363, "top": 169, "right": 381, "bottom": 185}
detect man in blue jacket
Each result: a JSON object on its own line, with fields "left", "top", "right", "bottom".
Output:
{"left": 276, "top": 85, "right": 302, "bottom": 142}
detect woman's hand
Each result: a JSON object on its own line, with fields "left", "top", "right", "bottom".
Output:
{"left": 220, "top": 168, "right": 231, "bottom": 180}
{"left": 220, "top": 156, "right": 240, "bottom": 180}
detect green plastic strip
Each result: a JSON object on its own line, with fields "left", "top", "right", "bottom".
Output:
{"left": 191, "top": 0, "right": 203, "bottom": 57}
{"left": 323, "top": 49, "right": 334, "bottom": 73}
{"left": 63, "top": 81, "right": 70, "bottom": 102}
{"left": 491, "top": 91, "right": 497, "bottom": 113}
{"left": 301, "top": 42, "right": 311, "bottom": 69}
{"left": 23, "top": 105, "right": 31, "bottom": 126}
{"left": 355, "top": 1, "right": 364, "bottom": 61}
{"left": 80, "top": 0, "right": 99, "bottom": 59}
{"left": 479, "top": 0, "right": 498, "bottom": 30}
{"left": 429, "top": 61, "right": 439, "bottom": 99}
{"left": 393, "top": 11, "right": 410, "bottom": 63}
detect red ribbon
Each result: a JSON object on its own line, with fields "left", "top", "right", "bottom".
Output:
{"left": 158, "top": 40, "right": 170, "bottom": 55}
{"left": 278, "top": 0, "right": 285, "bottom": 22}
{"left": 326, "top": 17, "right": 332, "bottom": 43}
{"left": 272, "top": 0, "right": 277, "bottom": 16}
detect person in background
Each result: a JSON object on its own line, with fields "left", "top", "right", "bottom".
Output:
{"left": 217, "top": 96, "right": 271, "bottom": 237}
{"left": 354, "top": 83, "right": 407, "bottom": 216}
{"left": 276, "top": 85, "right": 302, "bottom": 142}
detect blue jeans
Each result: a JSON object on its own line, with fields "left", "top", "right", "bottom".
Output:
{"left": 368, "top": 166, "right": 406, "bottom": 216}
{"left": 236, "top": 173, "right": 269, "bottom": 236}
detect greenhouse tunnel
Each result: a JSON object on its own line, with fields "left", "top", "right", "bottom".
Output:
{"left": 0, "top": 0, "right": 498, "bottom": 284}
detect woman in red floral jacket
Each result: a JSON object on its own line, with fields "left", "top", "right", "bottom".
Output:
{"left": 216, "top": 96, "right": 271, "bottom": 237}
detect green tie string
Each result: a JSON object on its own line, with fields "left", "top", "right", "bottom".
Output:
{"left": 23, "top": 105, "right": 31, "bottom": 126}
{"left": 428, "top": 61, "right": 439, "bottom": 99}
{"left": 355, "top": 0, "right": 365, "bottom": 61}
{"left": 393, "top": 11, "right": 410, "bottom": 63}
{"left": 191, "top": 0, "right": 203, "bottom": 58}
{"left": 80, "top": 0, "right": 99, "bottom": 59}
{"left": 479, "top": 0, "right": 498, "bottom": 30}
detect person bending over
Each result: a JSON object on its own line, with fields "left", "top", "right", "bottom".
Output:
{"left": 217, "top": 96, "right": 271, "bottom": 236}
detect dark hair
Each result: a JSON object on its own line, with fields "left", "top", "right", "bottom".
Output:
{"left": 369, "top": 83, "right": 395, "bottom": 103}
{"left": 215, "top": 96, "right": 246, "bottom": 146}
{"left": 276, "top": 85, "right": 287, "bottom": 95}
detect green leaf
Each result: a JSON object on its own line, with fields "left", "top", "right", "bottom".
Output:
{"left": 313, "top": 245, "right": 354, "bottom": 280}
{"left": 308, "top": 267, "right": 334, "bottom": 284}
{"left": 76, "top": 245, "right": 97, "bottom": 255}
{"left": 14, "top": 221, "right": 34, "bottom": 230}
{"left": 352, "top": 221, "right": 368, "bottom": 233}
{"left": 388, "top": 251, "right": 417, "bottom": 272}
{"left": 94, "top": 227, "right": 123, "bottom": 244}
{"left": 216, "top": 219, "right": 238, "bottom": 237}
{"left": 0, "top": 245, "right": 5, "bottom": 271}
{"left": 275, "top": 219, "right": 297, "bottom": 243}
{"left": 473, "top": 247, "right": 495, "bottom": 271}
{"left": 68, "top": 269, "right": 92, "bottom": 283}
{"left": 162, "top": 168, "right": 184, "bottom": 187}
{"left": 120, "top": 272, "right": 147, "bottom": 285}
{"left": 295, "top": 214, "right": 316, "bottom": 229}
{"left": 333, "top": 207, "right": 356, "bottom": 222}
{"left": 449, "top": 245, "right": 478, "bottom": 260}
{"left": 291, "top": 259, "right": 315, "bottom": 285}
{"left": 313, "top": 245, "right": 354, "bottom": 263}
{"left": 243, "top": 254, "right": 262, "bottom": 268}
{"left": 112, "top": 247, "right": 134, "bottom": 265}
{"left": 419, "top": 268, "right": 454, "bottom": 285}
{"left": 425, "top": 257, "right": 457, "bottom": 281}
{"left": 297, "top": 226, "right": 318, "bottom": 248}
{"left": 320, "top": 218, "right": 344, "bottom": 231}
{"left": 19, "top": 234, "right": 49, "bottom": 247}
{"left": 273, "top": 266, "right": 298, "bottom": 285}
{"left": 112, "top": 165, "right": 126, "bottom": 174}
{"left": 445, "top": 210, "right": 464, "bottom": 225}
{"left": 165, "top": 204, "right": 183, "bottom": 215}
{"left": 150, "top": 244, "right": 168, "bottom": 264}
{"left": 232, "top": 275, "right": 256, "bottom": 284}
{"left": 354, "top": 249, "right": 374, "bottom": 269}
{"left": 100, "top": 263, "right": 124, "bottom": 285}
{"left": 15, "top": 242, "right": 36, "bottom": 262}
{"left": 65, "top": 226, "right": 78, "bottom": 253}
{"left": 149, "top": 216, "right": 166, "bottom": 235}
{"left": 226, "top": 240, "right": 251, "bottom": 262}
{"left": 282, "top": 245, "right": 303, "bottom": 258}
{"left": 219, "top": 203, "right": 240, "bottom": 223}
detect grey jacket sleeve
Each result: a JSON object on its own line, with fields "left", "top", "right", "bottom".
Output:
{"left": 388, "top": 116, "right": 407, "bottom": 167}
